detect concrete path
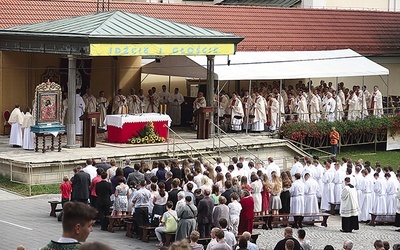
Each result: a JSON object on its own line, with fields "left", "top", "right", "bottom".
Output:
{"left": 0, "top": 189, "right": 399, "bottom": 250}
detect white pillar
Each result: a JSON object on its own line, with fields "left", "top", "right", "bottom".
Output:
{"left": 66, "top": 55, "right": 77, "bottom": 148}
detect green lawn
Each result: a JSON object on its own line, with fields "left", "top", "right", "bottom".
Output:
{"left": 311, "top": 144, "right": 400, "bottom": 171}
{"left": 0, "top": 175, "right": 59, "bottom": 196}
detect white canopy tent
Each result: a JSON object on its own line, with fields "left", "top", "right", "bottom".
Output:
{"left": 142, "top": 49, "right": 389, "bottom": 80}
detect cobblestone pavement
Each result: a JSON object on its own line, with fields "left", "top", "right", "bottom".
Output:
{"left": 0, "top": 192, "right": 398, "bottom": 250}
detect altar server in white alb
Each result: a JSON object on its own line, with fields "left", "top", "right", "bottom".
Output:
{"left": 290, "top": 173, "right": 305, "bottom": 228}
{"left": 372, "top": 172, "right": 387, "bottom": 217}
{"left": 158, "top": 85, "right": 170, "bottom": 113}
{"left": 76, "top": 90, "right": 86, "bottom": 135}
{"left": 371, "top": 85, "right": 383, "bottom": 117}
{"left": 321, "top": 160, "right": 335, "bottom": 212}
{"left": 251, "top": 91, "right": 266, "bottom": 132}
{"left": 22, "top": 107, "right": 35, "bottom": 150}
{"left": 168, "top": 88, "right": 184, "bottom": 126}
{"left": 230, "top": 92, "right": 244, "bottom": 132}
{"left": 340, "top": 177, "right": 360, "bottom": 233}
{"left": 8, "top": 104, "right": 24, "bottom": 148}
{"left": 303, "top": 173, "right": 320, "bottom": 221}
{"left": 358, "top": 169, "right": 374, "bottom": 222}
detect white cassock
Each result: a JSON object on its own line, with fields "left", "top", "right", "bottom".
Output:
{"left": 158, "top": 90, "right": 170, "bottom": 106}
{"left": 252, "top": 95, "right": 266, "bottom": 131}
{"left": 309, "top": 94, "right": 320, "bottom": 123}
{"left": 333, "top": 169, "right": 346, "bottom": 203}
{"left": 296, "top": 96, "right": 309, "bottom": 122}
{"left": 314, "top": 163, "right": 325, "bottom": 199}
{"left": 168, "top": 93, "right": 184, "bottom": 125}
{"left": 22, "top": 112, "right": 35, "bottom": 150}
{"left": 289, "top": 179, "right": 305, "bottom": 214}
{"left": 266, "top": 162, "right": 280, "bottom": 182}
{"left": 347, "top": 95, "right": 359, "bottom": 121}
{"left": 127, "top": 95, "right": 142, "bottom": 115}
{"left": 372, "top": 178, "right": 387, "bottom": 214}
{"left": 290, "top": 161, "right": 303, "bottom": 180}
{"left": 266, "top": 97, "right": 279, "bottom": 131}
{"left": 8, "top": 107, "right": 24, "bottom": 147}
{"left": 251, "top": 180, "right": 263, "bottom": 213}
{"left": 97, "top": 96, "right": 109, "bottom": 128}
{"left": 386, "top": 179, "right": 397, "bottom": 215}
{"left": 76, "top": 94, "right": 85, "bottom": 135}
{"left": 230, "top": 98, "right": 244, "bottom": 131}
{"left": 304, "top": 177, "right": 320, "bottom": 221}
{"left": 338, "top": 90, "right": 346, "bottom": 111}
{"left": 321, "top": 167, "right": 335, "bottom": 211}
{"left": 335, "top": 96, "right": 343, "bottom": 121}
{"left": 359, "top": 176, "right": 374, "bottom": 221}
{"left": 358, "top": 91, "right": 368, "bottom": 118}
{"left": 323, "top": 97, "right": 336, "bottom": 122}
{"left": 371, "top": 90, "right": 383, "bottom": 117}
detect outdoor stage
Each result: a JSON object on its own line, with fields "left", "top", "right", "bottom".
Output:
{"left": 0, "top": 127, "right": 307, "bottom": 187}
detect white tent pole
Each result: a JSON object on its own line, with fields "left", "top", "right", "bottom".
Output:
{"left": 246, "top": 80, "right": 252, "bottom": 135}
{"left": 217, "top": 80, "right": 220, "bottom": 138}
{"left": 362, "top": 76, "right": 365, "bottom": 119}
{"left": 278, "top": 79, "right": 282, "bottom": 128}
{"left": 168, "top": 76, "right": 171, "bottom": 93}
{"left": 335, "top": 77, "right": 338, "bottom": 120}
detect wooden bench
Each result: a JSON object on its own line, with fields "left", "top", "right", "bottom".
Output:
{"left": 48, "top": 201, "right": 62, "bottom": 217}
{"left": 329, "top": 202, "right": 340, "bottom": 215}
{"left": 260, "top": 213, "right": 330, "bottom": 228}
{"left": 368, "top": 213, "right": 396, "bottom": 226}
{"left": 125, "top": 220, "right": 134, "bottom": 238}
{"left": 107, "top": 215, "right": 132, "bottom": 233}
{"left": 140, "top": 226, "right": 157, "bottom": 243}
{"left": 165, "top": 232, "right": 176, "bottom": 246}
{"left": 253, "top": 214, "right": 267, "bottom": 229}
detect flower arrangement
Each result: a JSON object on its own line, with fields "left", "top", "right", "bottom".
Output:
{"left": 129, "top": 122, "right": 166, "bottom": 144}
{"left": 280, "top": 115, "right": 400, "bottom": 141}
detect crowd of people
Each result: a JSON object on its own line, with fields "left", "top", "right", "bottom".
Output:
{"left": 50, "top": 153, "right": 400, "bottom": 249}
{"left": 213, "top": 80, "right": 385, "bottom": 133}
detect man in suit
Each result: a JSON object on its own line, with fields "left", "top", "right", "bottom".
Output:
{"left": 71, "top": 166, "right": 91, "bottom": 204}
{"left": 167, "top": 178, "right": 182, "bottom": 209}
{"left": 96, "top": 156, "right": 111, "bottom": 172}
{"left": 197, "top": 188, "right": 214, "bottom": 237}
{"left": 126, "top": 163, "right": 144, "bottom": 188}
{"left": 95, "top": 171, "right": 112, "bottom": 231}
{"left": 221, "top": 181, "right": 233, "bottom": 205}
{"left": 164, "top": 171, "right": 173, "bottom": 192}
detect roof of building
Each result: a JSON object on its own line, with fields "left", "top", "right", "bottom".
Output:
{"left": 1, "top": 0, "right": 400, "bottom": 55}
{"left": 217, "top": 0, "right": 300, "bottom": 7}
{"left": 0, "top": 10, "right": 242, "bottom": 55}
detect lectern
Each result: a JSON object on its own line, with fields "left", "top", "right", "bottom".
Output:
{"left": 196, "top": 107, "right": 213, "bottom": 139}
{"left": 80, "top": 112, "right": 100, "bottom": 147}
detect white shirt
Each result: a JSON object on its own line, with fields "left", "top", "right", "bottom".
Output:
{"left": 83, "top": 165, "right": 97, "bottom": 181}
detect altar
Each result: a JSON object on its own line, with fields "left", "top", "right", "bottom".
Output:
{"left": 106, "top": 113, "right": 171, "bottom": 143}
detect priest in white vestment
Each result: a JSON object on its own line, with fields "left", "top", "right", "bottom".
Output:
{"left": 385, "top": 173, "right": 397, "bottom": 217}
{"left": 22, "top": 109, "right": 35, "bottom": 150}
{"left": 359, "top": 169, "right": 374, "bottom": 222}
{"left": 303, "top": 173, "right": 320, "bottom": 221}
{"left": 309, "top": 91, "right": 320, "bottom": 123}
{"left": 290, "top": 173, "right": 305, "bottom": 228}
{"left": 357, "top": 89, "right": 368, "bottom": 119}
{"left": 230, "top": 92, "right": 244, "bottom": 132}
{"left": 295, "top": 92, "right": 309, "bottom": 122}
{"left": 266, "top": 94, "right": 279, "bottom": 131}
{"left": 112, "top": 89, "right": 127, "bottom": 114}
{"left": 340, "top": 177, "right": 360, "bottom": 232}
{"left": 251, "top": 92, "right": 266, "bottom": 132}
{"left": 323, "top": 92, "right": 336, "bottom": 122}
{"left": 75, "top": 91, "right": 85, "bottom": 135}
{"left": 347, "top": 91, "right": 359, "bottom": 121}
{"left": 321, "top": 160, "right": 335, "bottom": 212}
{"left": 372, "top": 172, "right": 387, "bottom": 215}
{"left": 144, "top": 89, "right": 160, "bottom": 113}
{"left": 127, "top": 88, "right": 142, "bottom": 115}
{"left": 168, "top": 88, "right": 184, "bottom": 126}
{"left": 97, "top": 91, "right": 109, "bottom": 129}
{"left": 371, "top": 85, "right": 383, "bottom": 117}
{"left": 158, "top": 85, "right": 170, "bottom": 114}
{"left": 82, "top": 88, "right": 97, "bottom": 113}
{"left": 8, "top": 104, "right": 24, "bottom": 147}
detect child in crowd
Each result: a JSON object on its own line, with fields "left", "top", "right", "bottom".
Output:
{"left": 59, "top": 175, "right": 72, "bottom": 207}
{"left": 189, "top": 231, "right": 204, "bottom": 250}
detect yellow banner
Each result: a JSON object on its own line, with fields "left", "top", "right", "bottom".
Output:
{"left": 90, "top": 44, "right": 235, "bottom": 56}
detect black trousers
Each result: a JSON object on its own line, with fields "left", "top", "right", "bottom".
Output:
{"left": 134, "top": 207, "right": 149, "bottom": 237}
{"left": 198, "top": 223, "right": 211, "bottom": 237}
{"left": 97, "top": 203, "right": 110, "bottom": 230}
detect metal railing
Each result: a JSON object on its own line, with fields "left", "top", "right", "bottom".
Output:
{"left": 164, "top": 125, "right": 214, "bottom": 164}
{"left": 210, "top": 121, "right": 267, "bottom": 165}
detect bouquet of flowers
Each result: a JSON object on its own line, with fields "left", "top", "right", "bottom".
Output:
{"left": 129, "top": 122, "right": 166, "bottom": 144}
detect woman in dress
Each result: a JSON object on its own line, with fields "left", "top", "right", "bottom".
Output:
{"left": 153, "top": 182, "right": 168, "bottom": 217}
{"left": 250, "top": 174, "right": 263, "bottom": 215}
{"left": 114, "top": 176, "right": 129, "bottom": 216}
{"left": 280, "top": 171, "right": 292, "bottom": 215}
{"left": 261, "top": 174, "right": 271, "bottom": 215}
{"left": 269, "top": 171, "right": 283, "bottom": 215}
{"left": 215, "top": 173, "right": 225, "bottom": 194}
{"left": 238, "top": 189, "right": 255, "bottom": 235}
{"left": 107, "top": 158, "right": 118, "bottom": 180}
